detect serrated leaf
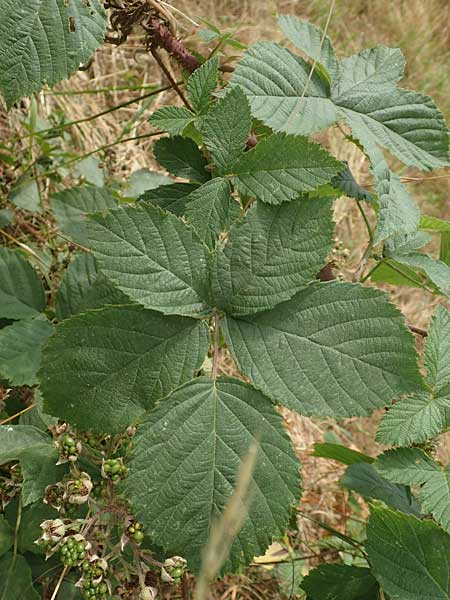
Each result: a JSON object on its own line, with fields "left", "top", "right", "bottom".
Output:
{"left": 213, "top": 196, "right": 334, "bottom": 315}
{"left": 153, "top": 136, "right": 209, "bottom": 183}
{"left": 376, "top": 388, "right": 450, "bottom": 447}
{"left": 371, "top": 150, "right": 420, "bottom": 243}
{"left": 87, "top": 203, "right": 212, "bottom": 316}
{"left": 125, "top": 377, "right": 301, "bottom": 572}
{"left": 223, "top": 282, "right": 421, "bottom": 418}
{"left": 0, "top": 553, "right": 39, "bottom": 600}
{"left": 332, "top": 47, "right": 405, "bottom": 99}
{"left": 185, "top": 178, "right": 240, "bottom": 249}
{"left": 367, "top": 505, "right": 450, "bottom": 600}
{"left": 0, "top": 425, "right": 60, "bottom": 506}
{"left": 56, "top": 253, "right": 128, "bottom": 320}
{"left": 384, "top": 231, "right": 431, "bottom": 255}
{"left": 0, "top": 0, "right": 106, "bottom": 108}
{"left": 187, "top": 56, "right": 219, "bottom": 114}
{"left": 425, "top": 306, "right": 450, "bottom": 389}
{"left": 312, "top": 443, "right": 374, "bottom": 465}
{"left": 50, "top": 185, "right": 117, "bottom": 246}
{"left": 0, "top": 317, "right": 53, "bottom": 386}
{"left": 278, "top": 15, "right": 339, "bottom": 81}
{"left": 229, "top": 42, "right": 338, "bottom": 135}
{"left": 369, "top": 259, "right": 425, "bottom": 288}
{"left": 232, "top": 133, "right": 342, "bottom": 205}
{"left": 302, "top": 564, "right": 380, "bottom": 600}
{"left": 40, "top": 305, "right": 209, "bottom": 433}
{"left": 341, "top": 462, "right": 421, "bottom": 515}
{"left": 376, "top": 448, "right": 450, "bottom": 534}
{"left": 200, "top": 86, "right": 252, "bottom": 174}
{"left": 139, "top": 182, "right": 199, "bottom": 216}
{"left": 0, "top": 247, "right": 46, "bottom": 319}
{"left": 9, "top": 175, "right": 41, "bottom": 213}
{"left": 124, "top": 168, "right": 171, "bottom": 199}
{"left": 149, "top": 106, "right": 195, "bottom": 136}
{"left": 385, "top": 251, "right": 450, "bottom": 296}
{"left": 331, "top": 163, "right": 372, "bottom": 201}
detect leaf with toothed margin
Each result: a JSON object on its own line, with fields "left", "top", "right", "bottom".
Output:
{"left": 187, "top": 56, "right": 219, "bottom": 114}
{"left": 149, "top": 106, "right": 195, "bottom": 136}
{"left": 153, "top": 136, "right": 210, "bottom": 183}
{"left": 40, "top": 305, "right": 209, "bottom": 434}
{"left": 425, "top": 305, "right": 450, "bottom": 389}
{"left": 212, "top": 195, "right": 334, "bottom": 315}
{"left": 124, "top": 377, "right": 301, "bottom": 573}
{"left": 86, "top": 203, "right": 212, "bottom": 316}
{"left": 139, "top": 182, "right": 199, "bottom": 216}
{"left": 232, "top": 133, "right": 343, "bottom": 205}
{"left": 223, "top": 281, "right": 422, "bottom": 418}
{"left": 302, "top": 564, "right": 380, "bottom": 600}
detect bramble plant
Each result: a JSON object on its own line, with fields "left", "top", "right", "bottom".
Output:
{"left": 0, "top": 2, "right": 450, "bottom": 599}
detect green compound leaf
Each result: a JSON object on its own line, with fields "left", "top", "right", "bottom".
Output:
{"left": 367, "top": 505, "right": 450, "bottom": 600}
{"left": 185, "top": 178, "right": 240, "bottom": 250}
{"left": 187, "top": 56, "right": 219, "bottom": 114}
{"left": 302, "top": 564, "right": 380, "bottom": 600}
{"left": 149, "top": 106, "right": 195, "bottom": 136}
{"left": 425, "top": 305, "right": 450, "bottom": 389}
{"left": 232, "top": 133, "right": 342, "bottom": 205}
{"left": 0, "top": 317, "right": 53, "bottom": 386}
{"left": 0, "top": 247, "right": 46, "bottom": 320}
{"left": 340, "top": 462, "right": 420, "bottom": 515}
{"left": 376, "top": 387, "right": 450, "bottom": 447}
{"left": 40, "top": 305, "right": 209, "bottom": 434}
{"left": 376, "top": 447, "right": 450, "bottom": 534}
{"left": 153, "top": 136, "right": 210, "bottom": 183}
{"left": 87, "top": 203, "right": 212, "bottom": 316}
{"left": 229, "top": 42, "right": 338, "bottom": 136}
{"left": 277, "top": 15, "right": 339, "bottom": 81}
{"left": 212, "top": 196, "right": 334, "bottom": 315}
{"left": 223, "top": 282, "right": 422, "bottom": 418}
{"left": 0, "top": 425, "right": 61, "bottom": 507}
{"left": 0, "top": 0, "right": 106, "bottom": 109}
{"left": 50, "top": 185, "right": 117, "bottom": 246}
{"left": 139, "top": 182, "right": 199, "bottom": 216}
{"left": 56, "top": 253, "right": 128, "bottom": 320}
{"left": 200, "top": 86, "right": 252, "bottom": 174}
{"left": 0, "top": 552, "right": 39, "bottom": 600}
{"left": 125, "top": 377, "right": 301, "bottom": 573}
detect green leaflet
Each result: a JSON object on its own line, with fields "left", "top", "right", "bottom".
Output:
{"left": 40, "top": 305, "right": 209, "bottom": 434}
{"left": 232, "top": 133, "right": 342, "bottom": 205}
{"left": 0, "top": 553, "right": 39, "bottom": 600}
{"left": 124, "top": 168, "right": 172, "bottom": 199}
{"left": 149, "top": 106, "right": 195, "bottom": 136}
{"left": 200, "top": 86, "right": 252, "bottom": 174}
{"left": 384, "top": 249, "right": 450, "bottom": 296}
{"left": 212, "top": 196, "right": 334, "bottom": 315}
{"left": 223, "top": 282, "right": 421, "bottom": 418}
{"left": 229, "top": 41, "right": 338, "bottom": 136}
{"left": 50, "top": 185, "right": 117, "bottom": 246}
{"left": 376, "top": 448, "right": 450, "bottom": 534}
{"left": 187, "top": 56, "right": 219, "bottom": 114}
{"left": 0, "top": 317, "right": 53, "bottom": 386}
{"left": 0, "top": 425, "right": 61, "bottom": 506}
{"left": 0, "top": 247, "right": 46, "bottom": 320}
{"left": 420, "top": 215, "right": 450, "bottom": 233}
{"left": 125, "top": 377, "right": 301, "bottom": 573}
{"left": 0, "top": 517, "right": 13, "bottom": 557}
{"left": 0, "top": 0, "right": 106, "bottom": 108}
{"left": 185, "top": 178, "right": 240, "bottom": 250}
{"left": 139, "top": 182, "right": 199, "bottom": 216}
{"left": 367, "top": 505, "right": 450, "bottom": 600}
{"left": 331, "top": 163, "right": 372, "bottom": 201}
{"left": 153, "top": 136, "right": 210, "bottom": 183}
{"left": 340, "top": 462, "right": 420, "bottom": 515}
{"left": 87, "top": 203, "right": 212, "bottom": 316}
{"left": 425, "top": 306, "right": 450, "bottom": 389}
{"left": 302, "top": 564, "right": 380, "bottom": 600}
{"left": 277, "top": 15, "right": 339, "bottom": 82}
{"left": 9, "top": 175, "right": 41, "bottom": 213}
{"left": 56, "top": 253, "right": 129, "bottom": 320}
{"left": 376, "top": 387, "right": 450, "bottom": 447}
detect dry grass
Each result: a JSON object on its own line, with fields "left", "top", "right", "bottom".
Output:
{"left": 1, "top": 1, "right": 450, "bottom": 597}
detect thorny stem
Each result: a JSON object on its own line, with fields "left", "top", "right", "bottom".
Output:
{"left": 211, "top": 312, "right": 220, "bottom": 380}
{"left": 150, "top": 46, "right": 193, "bottom": 110}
